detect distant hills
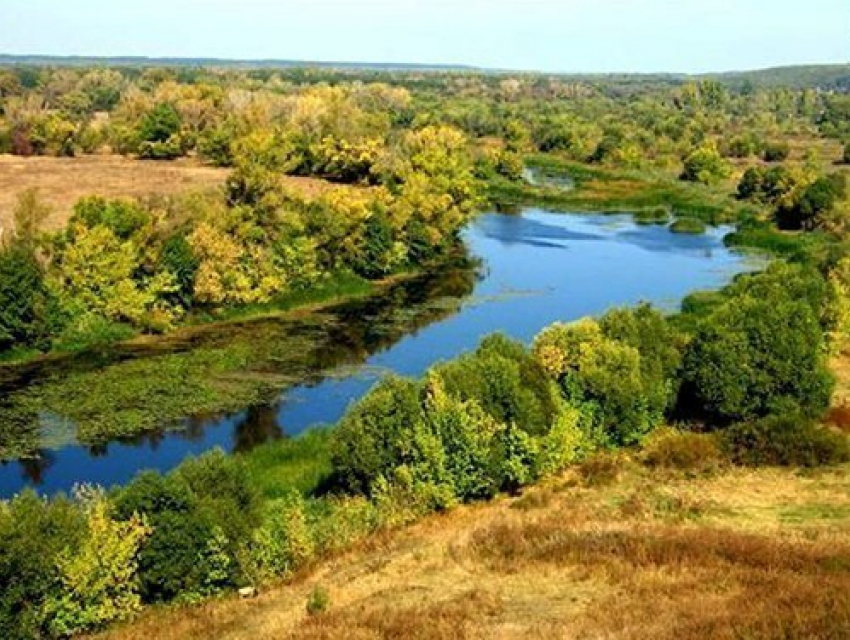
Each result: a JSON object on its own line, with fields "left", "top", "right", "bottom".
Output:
{"left": 0, "top": 54, "right": 847, "bottom": 90}
{"left": 0, "top": 54, "right": 480, "bottom": 73}
{"left": 700, "top": 64, "right": 850, "bottom": 91}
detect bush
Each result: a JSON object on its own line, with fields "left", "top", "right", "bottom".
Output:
{"left": 681, "top": 144, "right": 729, "bottom": 184}
{"left": 724, "top": 414, "right": 849, "bottom": 467}
{"left": 135, "top": 103, "right": 183, "bottom": 159}
{"left": 0, "top": 242, "right": 58, "bottom": 352}
{"left": 424, "top": 376, "right": 500, "bottom": 500}
{"left": 44, "top": 493, "right": 150, "bottom": 637}
{"left": 247, "top": 492, "right": 315, "bottom": 583}
{"left": 641, "top": 428, "right": 725, "bottom": 472}
{"left": 306, "top": 585, "right": 330, "bottom": 616}
{"left": 71, "top": 196, "right": 150, "bottom": 240}
{"left": 157, "top": 233, "right": 199, "bottom": 309}
{"left": 137, "top": 103, "right": 181, "bottom": 144}
{"left": 534, "top": 318, "right": 666, "bottom": 445}
{"left": 762, "top": 141, "right": 791, "bottom": 162}
{"left": 112, "top": 452, "right": 262, "bottom": 603}
{"left": 776, "top": 174, "right": 847, "bottom": 231}
{"left": 670, "top": 217, "right": 707, "bottom": 234}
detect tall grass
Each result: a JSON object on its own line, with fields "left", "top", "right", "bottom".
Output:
{"left": 242, "top": 428, "right": 334, "bottom": 499}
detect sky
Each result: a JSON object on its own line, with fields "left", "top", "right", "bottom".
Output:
{"left": 0, "top": 0, "right": 848, "bottom": 74}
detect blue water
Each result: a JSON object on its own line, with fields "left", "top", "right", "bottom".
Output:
{"left": 0, "top": 209, "right": 756, "bottom": 497}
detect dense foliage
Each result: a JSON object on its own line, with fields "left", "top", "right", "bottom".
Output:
{"left": 1, "top": 63, "right": 850, "bottom": 637}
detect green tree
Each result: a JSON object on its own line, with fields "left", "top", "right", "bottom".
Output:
{"left": 330, "top": 376, "right": 426, "bottom": 495}
{"left": 136, "top": 103, "right": 183, "bottom": 159}
{"left": 681, "top": 143, "right": 730, "bottom": 184}
{"left": 776, "top": 174, "right": 847, "bottom": 230}
{"left": 0, "top": 492, "right": 86, "bottom": 639}
{"left": 682, "top": 293, "right": 833, "bottom": 423}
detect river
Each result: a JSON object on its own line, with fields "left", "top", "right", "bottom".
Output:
{"left": 0, "top": 208, "right": 757, "bottom": 497}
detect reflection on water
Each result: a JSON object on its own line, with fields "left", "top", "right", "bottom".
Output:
{"left": 0, "top": 209, "right": 758, "bottom": 497}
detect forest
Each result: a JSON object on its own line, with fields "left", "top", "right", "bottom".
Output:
{"left": 0, "top": 62, "right": 849, "bottom": 638}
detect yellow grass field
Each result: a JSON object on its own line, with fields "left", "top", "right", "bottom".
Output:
{"left": 0, "top": 154, "right": 335, "bottom": 233}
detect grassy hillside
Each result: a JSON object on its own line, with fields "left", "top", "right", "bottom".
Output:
{"left": 96, "top": 457, "right": 850, "bottom": 640}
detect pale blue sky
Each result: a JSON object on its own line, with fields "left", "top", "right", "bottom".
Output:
{"left": 1, "top": 0, "right": 848, "bottom": 73}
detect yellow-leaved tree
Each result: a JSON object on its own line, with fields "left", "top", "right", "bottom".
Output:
{"left": 45, "top": 490, "right": 150, "bottom": 636}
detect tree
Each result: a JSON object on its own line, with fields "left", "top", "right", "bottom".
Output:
{"left": 44, "top": 494, "right": 150, "bottom": 636}
{"left": 0, "top": 492, "right": 86, "bottom": 639}
{"left": 136, "top": 103, "right": 182, "bottom": 159}
{"left": 534, "top": 318, "right": 665, "bottom": 445}
{"left": 0, "top": 190, "right": 57, "bottom": 352}
{"left": 682, "top": 293, "right": 833, "bottom": 423}
{"left": 737, "top": 167, "right": 764, "bottom": 201}
{"left": 776, "top": 174, "right": 847, "bottom": 230}
{"left": 434, "top": 333, "right": 560, "bottom": 437}
{"left": 330, "top": 376, "right": 427, "bottom": 495}
{"left": 0, "top": 243, "right": 55, "bottom": 352}
{"left": 681, "top": 143, "right": 730, "bottom": 184}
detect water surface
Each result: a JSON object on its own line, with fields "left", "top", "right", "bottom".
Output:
{"left": 0, "top": 209, "right": 756, "bottom": 497}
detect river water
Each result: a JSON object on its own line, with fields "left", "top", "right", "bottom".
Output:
{"left": 0, "top": 208, "right": 757, "bottom": 497}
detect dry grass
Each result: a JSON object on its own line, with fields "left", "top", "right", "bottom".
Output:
{"left": 97, "top": 461, "right": 850, "bottom": 640}
{"left": 0, "top": 154, "right": 334, "bottom": 233}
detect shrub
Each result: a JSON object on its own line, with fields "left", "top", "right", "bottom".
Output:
{"left": 736, "top": 167, "right": 764, "bottom": 201}
{"left": 306, "top": 585, "right": 330, "bottom": 616}
{"left": 493, "top": 422, "right": 541, "bottom": 493}
{"left": 681, "top": 143, "right": 730, "bottom": 184}
{"left": 670, "top": 217, "right": 707, "bottom": 234}
{"left": 133, "top": 509, "right": 220, "bottom": 603}
{"left": 634, "top": 207, "right": 670, "bottom": 225}
{"left": 762, "top": 141, "right": 791, "bottom": 162}
{"left": 0, "top": 242, "right": 58, "bottom": 352}
{"left": 247, "top": 492, "right": 315, "bottom": 583}
{"left": 534, "top": 318, "right": 665, "bottom": 445}
{"left": 112, "top": 453, "right": 262, "bottom": 603}
{"left": 136, "top": 103, "right": 182, "bottom": 158}
{"left": 599, "top": 304, "right": 683, "bottom": 395}
{"left": 309, "top": 496, "right": 377, "bottom": 554}
{"left": 71, "top": 196, "right": 151, "bottom": 240}
{"left": 157, "top": 233, "right": 199, "bottom": 309}
{"left": 641, "top": 428, "right": 725, "bottom": 472}
{"left": 680, "top": 289, "right": 725, "bottom": 314}
{"left": 776, "top": 174, "right": 847, "bottom": 231}
{"left": 724, "top": 414, "right": 850, "bottom": 467}
{"left": 577, "top": 452, "right": 623, "bottom": 487}
{"left": 423, "top": 376, "right": 500, "bottom": 501}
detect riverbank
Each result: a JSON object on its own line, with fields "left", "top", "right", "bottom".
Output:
{"left": 491, "top": 154, "right": 764, "bottom": 225}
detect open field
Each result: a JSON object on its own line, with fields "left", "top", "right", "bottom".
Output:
{"left": 97, "top": 459, "right": 850, "bottom": 640}
{"left": 0, "top": 155, "right": 335, "bottom": 233}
